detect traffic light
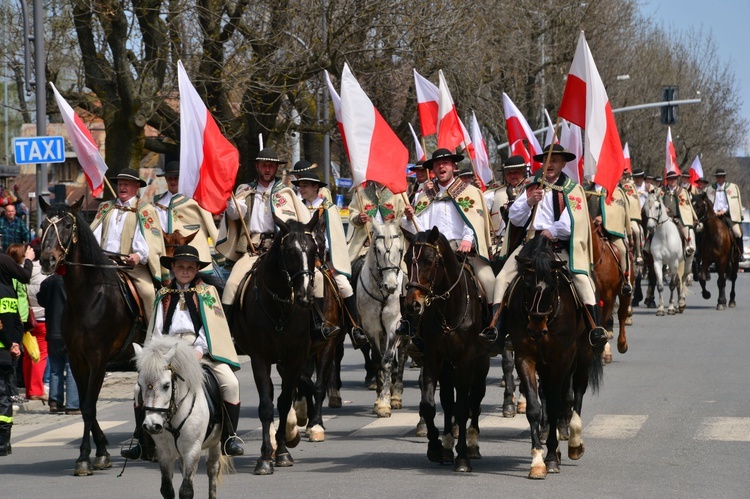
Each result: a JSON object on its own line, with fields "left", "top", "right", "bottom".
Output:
{"left": 661, "top": 86, "right": 678, "bottom": 125}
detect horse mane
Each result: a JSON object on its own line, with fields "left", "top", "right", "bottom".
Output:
{"left": 136, "top": 336, "right": 205, "bottom": 390}
{"left": 517, "top": 234, "right": 557, "bottom": 288}
{"left": 46, "top": 203, "right": 112, "bottom": 269}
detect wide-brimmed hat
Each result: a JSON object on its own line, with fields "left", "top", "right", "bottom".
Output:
{"left": 160, "top": 245, "right": 211, "bottom": 270}
{"left": 645, "top": 174, "right": 655, "bottom": 180}
{"left": 291, "top": 159, "right": 316, "bottom": 173}
{"left": 714, "top": 168, "right": 727, "bottom": 176}
{"left": 291, "top": 172, "right": 327, "bottom": 187}
{"left": 408, "top": 160, "right": 427, "bottom": 172}
{"left": 665, "top": 171, "right": 680, "bottom": 180}
{"left": 255, "top": 148, "right": 287, "bottom": 165}
{"left": 697, "top": 177, "right": 709, "bottom": 184}
{"left": 503, "top": 155, "right": 529, "bottom": 170}
{"left": 681, "top": 172, "right": 691, "bottom": 178}
{"left": 110, "top": 168, "right": 146, "bottom": 187}
{"left": 631, "top": 168, "right": 645, "bottom": 178}
{"left": 423, "top": 148, "right": 464, "bottom": 169}
{"left": 158, "top": 161, "right": 180, "bottom": 177}
{"left": 532, "top": 143, "right": 577, "bottom": 163}
{"left": 457, "top": 167, "right": 474, "bottom": 178}
{"left": 655, "top": 176, "right": 663, "bottom": 182}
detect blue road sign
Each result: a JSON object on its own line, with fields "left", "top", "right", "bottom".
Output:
{"left": 13, "top": 136, "right": 66, "bottom": 165}
{"left": 336, "top": 177, "right": 353, "bottom": 188}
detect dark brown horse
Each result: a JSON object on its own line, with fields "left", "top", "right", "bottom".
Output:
{"left": 232, "top": 212, "right": 320, "bottom": 475}
{"left": 691, "top": 192, "right": 739, "bottom": 309}
{"left": 38, "top": 198, "right": 146, "bottom": 476}
{"left": 404, "top": 227, "right": 490, "bottom": 473}
{"left": 505, "top": 235, "right": 603, "bottom": 479}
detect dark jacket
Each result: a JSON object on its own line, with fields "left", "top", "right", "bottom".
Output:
{"left": 37, "top": 274, "right": 67, "bottom": 355}
{"left": 0, "top": 253, "right": 32, "bottom": 365}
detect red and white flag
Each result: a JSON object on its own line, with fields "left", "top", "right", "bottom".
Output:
{"left": 437, "top": 70, "right": 465, "bottom": 152}
{"left": 413, "top": 69, "right": 440, "bottom": 137}
{"left": 665, "top": 126, "right": 681, "bottom": 179}
{"left": 559, "top": 120, "right": 583, "bottom": 183}
{"left": 558, "top": 31, "right": 625, "bottom": 200}
{"left": 50, "top": 83, "right": 108, "bottom": 197}
{"left": 623, "top": 142, "right": 632, "bottom": 173}
{"left": 325, "top": 70, "right": 349, "bottom": 158}
{"left": 340, "top": 64, "right": 408, "bottom": 194}
{"left": 470, "top": 111, "right": 493, "bottom": 185}
{"left": 408, "top": 122, "right": 426, "bottom": 163}
{"left": 689, "top": 155, "right": 703, "bottom": 187}
{"left": 177, "top": 61, "right": 239, "bottom": 215}
{"left": 503, "top": 93, "right": 543, "bottom": 172}
{"left": 543, "top": 109, "right": 559, "bottom": 147}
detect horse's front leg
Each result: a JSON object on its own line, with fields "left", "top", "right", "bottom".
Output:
{"left": 516, "top": 354, "right": 545, "bottom": 479}
{"left": 69, "top": 359, "right": 95, "bottom": 476}
{"left": 716, "top": 271, "right": 727, "bottom": 310}
{"left": 158, "top": 454, "right": 176, "bottom": 499}
{"left": 370, "top": 335, "right": 390, "bottom": 417}
{"left": 453, "top": 379, "right": 472, "bottom": 473}
{"left": 251, "top": 358, "right": 275, "bottom": 475}
{"left": 439, "top": 363, "right": 456, "bottom": 464}
{"left": 308, "top": 346, "right": 331, "bottom": 442}
{"left": 420, "top": 359, "right": 446, "bottom": 464}
{"left": 654, "top": 265, "right": 666, "bottom": 316}
{"left": 502, "top": 347, "right": 517, "bottom": 417}
{"left": 177, "top": 442, "right": 202, "bottom": 499}
{"left": 391, "top": 338, "right": 407, "bottom": 410}
{"left": 540, "top": 375, "right": 563, "bottom": 475}
{"left": 466, "top": 355, "right": 490, "bottom": 463}
{"left": 274, "top": 360, "right": 304, "bottom": 468}
{"left": 617, "top": 292, "right": 630, "bottom": 354}
{"left": 206, "top": 442, "right": 221, "bottom": 499}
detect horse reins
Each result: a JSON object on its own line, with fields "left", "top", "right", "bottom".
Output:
{"left": 42, "top": 213, "right": 131, "bottom": 270}
{"left": 142, "top": 364, "right": 197, "bottom": 445}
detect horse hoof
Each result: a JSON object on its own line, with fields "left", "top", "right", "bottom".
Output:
{"left": 287, "top": 429, "right": 301, "bottom": 449}
{"left": 454, "top": 458, "right": 472, "bottom": 472}
{"left": 558, "top": 425, "right": 570, "bottom": 441}
{"left": 391, "top": 397, "right": 403, "bottom": 410}
{"left": 603, "top": 353, "right": 613, "bottom": 364}
{"left": 93, "top": 454, "right": 111, "bottom": 470}
{"left": 517, "top": 401, "right": 527, "bottom": 414}
{"left": 656, "top": 310, "right": 665, "bottom": 317}
{"left": 427, "top": 444, "right": 445, "bottom": 463}
{"left": 367, "top": 381, "right": 377, "bottom": 391}
{"left": 568, "top": 443, "right": 585, "bottom": 460}
{"left": 502, "top": 404, "right": 516, "bottom": 418}
{"left": 647, "top": 302, "right": 656, "bottom": 309}
{"left": 466, "top": 446, "right": 482, "bottom": 460}
{"left": 415, "top": 422, "right": 428, "bottom": 438}
{"left": 254, "top": 459, "right": 274, "bottom": 475}
{"left": 702, "top": 291, "right": 711, "bottom": 300}
{"left": 328, "top": 396, "right": 342, "bottom": 409}
{"left": 376, "top": 404, "right": 392, "bottom": 418}
{"left": 729, "top": 301, "right": 737, "bottom": 308}
{"left": 618, "top": 342, "right": 628, "bottom": 354}
{"left": 528, "top": 464, "right": 547, "bottom": 479}
{"left": 275, "top": 452, "right": 294, "bottom": 467}
{"left": 667, "top": 309, "right": 676, "bottom": 316}
{"left": 74, "top": 460, "right": 93, "bottom": 477}
{"left": 717, "top": 304, "right": 725, "bottom": 311}
{"left": 545, "top": 459, "right": 561, "bottom": 473}
{"left": 624, "top": 317, "right": 633, "bottom": 326}
{"left": 308, "top": 425, "right": 325, "bottom": 442}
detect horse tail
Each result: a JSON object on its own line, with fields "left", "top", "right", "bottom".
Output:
{"left": 587, "top": 347, "right": 605, "bottom": 395}
{"left": 216, "top": 455, "right": 235, "bottom": 486}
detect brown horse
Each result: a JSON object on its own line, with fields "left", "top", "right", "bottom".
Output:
{"left": 38, "top": 197, "right": 146, "bottom": 476}
{"left": 504, "top": 235, "right": 603, "bottom": 479}
{"left": 691, "top": 192, "right": 739, "bottom": 309}
{"left": 589, "top": 221, "right": 631, "bottom": 356}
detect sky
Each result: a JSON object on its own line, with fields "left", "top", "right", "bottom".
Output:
{"left": 640, "top": 0, "right": 750, "bottom": 156}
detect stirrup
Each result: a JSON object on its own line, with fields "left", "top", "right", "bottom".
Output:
{"left": 351, "top": 326, "right": 368, "bottom": 347}
{"left": 222, "top": 434, "right": 245, "bottom": 456}
{"left": 121, "top": 441, "right": 143, "bottom": 460}
{"left": 621, "top": 282, "right": 632, "bottom": 296}
{"left": 589, "top": 326, "right": 608, "bottom": 348}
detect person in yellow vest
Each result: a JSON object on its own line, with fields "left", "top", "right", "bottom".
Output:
{"left": 153, "top": 161, "right": 218, "bottom": 277}
{"left": 588, "top": 180, "right": 632, "bottom": 295}
{"left": 347, "top": 181, "right": 406, "bottom": 262}
{"left": 706, "top": 168, "right": 745, "bottom": 260}
{"left": 620, "top": 169, "right": 644, "bottom": 266}
{"left": 91, "top": 169, "right": 166, "bottom": 325}
{"left": 122, "top": 245, "right": 244, "bottom": 460}
{"left": 217, "top": 148, "right": 310, "bottom": 321}
{"left": 661, "top": 171, "right": 697, "bottom": 257}
{"left": 480, "top": 144, "right": 606, "bottom": 354}
{"left": 403, "top": 148, "right": 495, "bottom": 311}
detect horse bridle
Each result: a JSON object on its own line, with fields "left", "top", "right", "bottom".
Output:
{"left": 42, "top": 212, "right": 127, "bottom": 269}
{"left": 369, "top": 233, "right": 403, "bottom": 294}
{"left": 645, "top": 196, "right": 667, "bottom": 231}
{"left": 267, "top": 231, "right": 316, "bottom": 305}
{"left": 141, "top": 364, "right": 196, "bottom": 444}
{"left": 519, "top": 267, "right": 561, "bottom": 339}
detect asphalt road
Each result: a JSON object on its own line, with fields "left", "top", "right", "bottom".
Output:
{"left": 3, "top": 274, "right": 750, "bottom": 498}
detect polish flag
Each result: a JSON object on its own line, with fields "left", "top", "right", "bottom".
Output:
{"left": 413, "top": 69, "right": 440, "bottom": 136}
{"left": 689, "top": 155, "right": 703, "bottom": 187}
{"left": 558, "top": 31, "right": 625, "bottom": 201}
{"left": 511, "top": 139, "right": 532, "bottom": 165}
{"left": 623, "top": 142, "right": 632, "bottom": 173}
{"left": 559, "top": 120, "right": 584, "bottom": 183}
{"left": 543, "top": 109, "right": 559, "bottom": 146}
{"left": 470, "top": 111, "right": 493, "bottom": 186}
{"left": 177, "top": 61, "right": 239, "bottom": 215}
{"left": 408, "top": 122, "right": 426, "bottom": 163}
{"left": 665, "top": 126, "right": 681, "bottom": 178}
{"left": 50, "top": 83, "right": 108, "bottom": 197}
{"left": 437, "top": 70, "right": 466, "bottom": 152}
{"left": 340, "top": 64, "right": 408, "bottom": 194}
{"left": 503, "top": 93, "right": 543, "bottom": 172}
{"left": 325, "top": 70, "right": 349, "bottom": 158}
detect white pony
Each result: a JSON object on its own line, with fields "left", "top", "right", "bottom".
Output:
{"left": 644, "top": 192, "right": 686, "bottom": 316}
{"left": 356, "top": 220, "right": 406, "bottom": 417}
{"left": 134, "top": 337, "right": 230, "bottom": 499}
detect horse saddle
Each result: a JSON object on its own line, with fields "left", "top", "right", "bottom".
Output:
{"left": 201, "top": 365, "right": 224, "bottom": 440}
{"left": 115, "top": 270, "right": 145, "bottom": 325}
{"left": 236, "top": 253, "right": 268, "bottom": 309}
{"left": 462, "top": 261, "right": 488, "bottom": 305}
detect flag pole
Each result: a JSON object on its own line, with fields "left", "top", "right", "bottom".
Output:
{"left": 231, "top": 193, "right": 256, "bottom": 254}
{"left": 525, "top": 117, "right": 562, "bottom": 243}
{"left": 103, "top": 176, "right": 117, "bottom": 199}
{"left": 400, "top": 192, "right": 422, "bottom": 232}
{"left": 355, "top": 186, "right": 372, "bottom": 246}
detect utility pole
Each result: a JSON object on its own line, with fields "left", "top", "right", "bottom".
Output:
{"left": 321, "top": 0, "right": 330, "bottom": 187}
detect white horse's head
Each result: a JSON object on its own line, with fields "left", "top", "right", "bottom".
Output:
{"left": 134, "top": 337, "right": 204, "bottom": 436}
{"left": 644, "top": 192, "right": 666, "bottom": 232}
{"left": 369, "top": 220, "right": 404, "bottom": 294}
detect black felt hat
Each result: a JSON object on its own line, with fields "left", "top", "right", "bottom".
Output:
{"left": 158, "top": 161, "right": 180, "bottom": 177}
{"left": 291, "top": 172, "right": 327, "bottom": 187}
{"left": 110, "top": 168, "right": 147, "bottom": 187}
{"left": 160, "top": 245, "right": 211, "bottom": 270}
{"left": 423, "top": 148, "right": 464, "bottom": 169}
{"left": 631, "top": 168, "right": 645, "bottom": 178}
{"left": 531, "top": 144, "right": 576, "bottom": 163}
{"left": 503, "top": 155, "right": 529, "bottom": 170}
{"left": 292, "top": 159, "right": 316, "bottom": 173}
{"left": 255, "top": 148, "right": 287, "bottom": 165}
{"left": 714, "top": 168, "right": 727, "bottom": 176}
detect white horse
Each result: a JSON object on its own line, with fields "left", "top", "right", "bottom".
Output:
{"left": 356, "top": 220, "right": 406, "bottom": 418}
{"left": 644, "top": 193, "right": 686, "bottom": 316}
{"left": 134, "top": 337, "right": 230, "bottom": 499}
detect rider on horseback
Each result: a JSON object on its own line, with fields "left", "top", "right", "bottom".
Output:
{"left": 661, "top": 171, "right": 698, "bottom": 258}
{"left": 706, "top": 168, "right": 745, "bottom": 262}
{"left": 122, "top": 245, "right": 245, "bottom": 459}
{"left": 487, "top": 155, "right": 529, "bottom": 248}
{"left": 294, "top": 172, "right": 367, "bottom": 346}
{"left": 480, "top": 144, "right": 608, "bottom": 354}
{"left": 621, "top": 168, "right": 645, "bottom": 267}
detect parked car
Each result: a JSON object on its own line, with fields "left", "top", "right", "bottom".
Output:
{"left": 741, "top": 220, "right": 750, "bottom": 270}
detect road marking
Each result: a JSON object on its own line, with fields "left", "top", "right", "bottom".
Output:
{"left": 351, "top": 411, "right": 531, "bottom": 438}
{"left": 585, "top": 414, "right": 648, "bottom": 439}
{"left": 695, "top": 417, "right": 750, "bottom": 442}
{"left": 15, "top": 420, "right": 129, "bottom": 448}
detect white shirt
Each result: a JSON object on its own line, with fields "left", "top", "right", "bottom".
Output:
{"left": 509, "top": 180, "right": 571, "bottom": 241}
{"left": 406, "top": 182, "right": 474, "bottom": 243}
{"left": 713, "top": 182, "right": 729, "bottom": 212}
{"left": 226, "top": 182, "right": 275, "bottom": 233}
{"left": 151, "top": 282, "right": 209, "bottom": 355}
{"left": 636, "top": 181, "right": 648, "bottom": 208}
{"left": 93, "top": 196, "right": 150, "bottom": 263}
{"left": 154, "top": 191, "right": 175, "bottom": 229}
